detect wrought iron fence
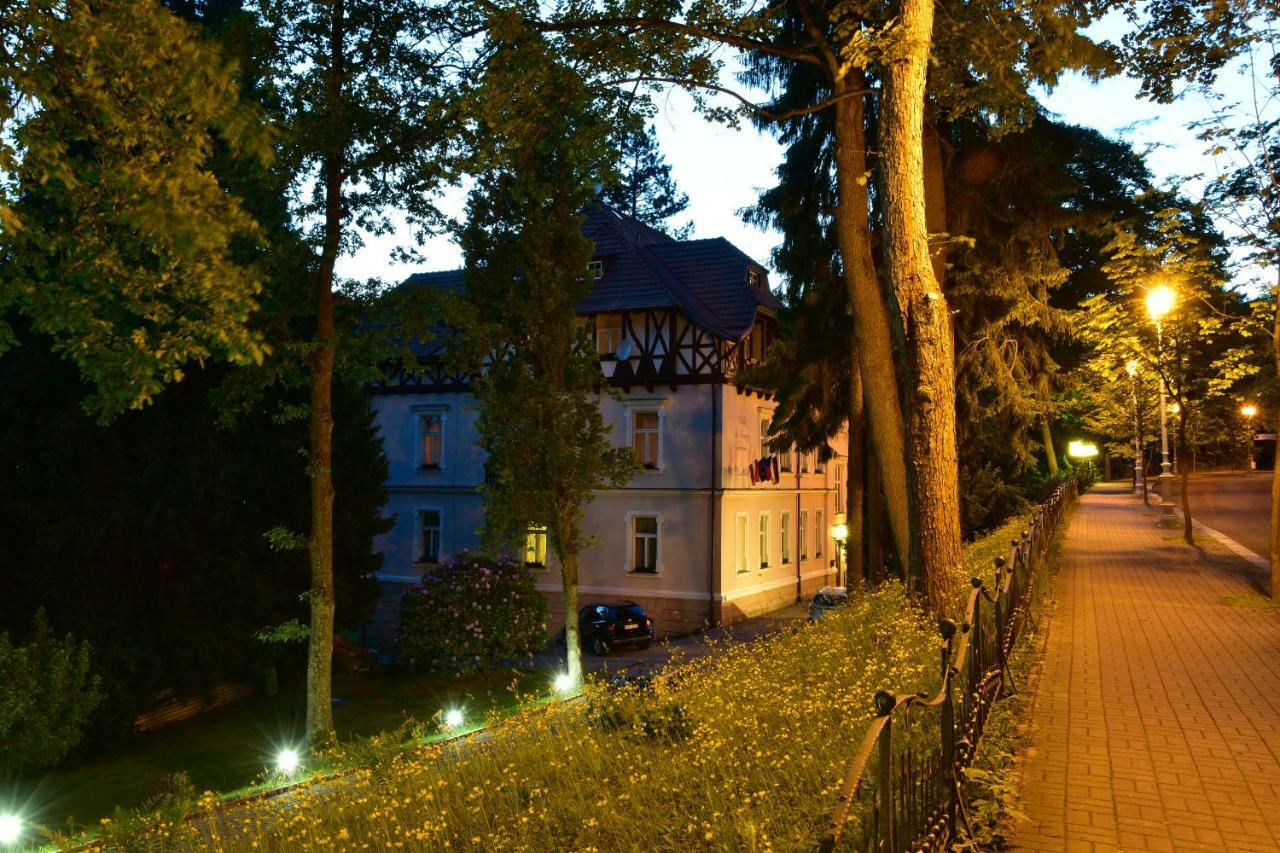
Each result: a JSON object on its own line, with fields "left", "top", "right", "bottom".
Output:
{"left": 820, "top": 475, "right": 1082, "bottom": 852}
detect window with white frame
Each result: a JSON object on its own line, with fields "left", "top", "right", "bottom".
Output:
{"left": 780, "top": 446, "right": 792, "bottom": 472}
{"left": 759, "top": 413, "right": 771, "bottom": 459}
{"left": 781, "top": 512, "right": 791, "bottom": 564}
{"left": 419, "top": 413, "right": 444, "bottom": 469}
{"left": 799, "top": 510, "right": 809, "bottom": 560}
{"left": 418, "top": 510, "right": 441, "bottom": 563}
{"left": 735, "top": 513, "right": 750, "bottom": 573}
{"left": 800, "top": 450, "right": 810, "bottom": 474}
{"left": 816, "top": 452, "right": 826, "bottom": 474}
{"left": 835, "top": 464, "right": 845, "bottom": 513}
{"left": 632, "top": 410, "right": 661, "bottom": 469}
{"left": 596, "top": 314, "right": 623, "bottom": 355}
{"left": 587, "top": 259, "right": 604, "bottom": 279}
{"left": 631, "top": 515, "right": 658, "bottom": 573}
{"left": 525, "top": 524, "right": 548, "bottom": 568}
{"left": 815, "top": 510, "right": 825, "bottom": 557}
{"left": 758, "top": 513, "right": 770, "bottom": 568}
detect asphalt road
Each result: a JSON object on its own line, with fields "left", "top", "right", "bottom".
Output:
{"left": 1162, "top": 471, "right": 1272, "bottom": 557}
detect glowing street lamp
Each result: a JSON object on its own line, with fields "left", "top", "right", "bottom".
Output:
{"left": 1145, "top": 284, "right": 1177, "bottom": 504}
{"left": 276, "top": 748, "right": 301, "bottom": 776}
{"left": 1241, "top": 404, "right": 1259, "bottom": 471}
{"left": 1145, "top": 284, "right": 1176, "bottom": 322}
{"left": 831, "top": 513, "right": 850, "bottom": 588}
{"left": 553, "top": 672, "right": 574, "bottom": 694}
{"left": 0, "top": 814, "right": 22, "bottom": 847}
{"left": 1068, "top": 440, "right": 1099, "bottom": 459}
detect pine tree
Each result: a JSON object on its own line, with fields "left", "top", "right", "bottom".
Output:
{"left": 602, "top": 123, "right": 691, "bottom": 234}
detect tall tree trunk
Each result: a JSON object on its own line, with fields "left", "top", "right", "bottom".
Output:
{"left": 880, "top": 0, "right": 963, "bottom": 613}
{"left": 847, "top": 346, "right": 865, "bottom": 588}
{"left": 557, "top": 520, "right": 583, "bottom": 687}
{"left": 305, "top": 0, "right": 344, "bottom": 748}
{"left": 1040, "top": 417, "right": 1059, "bottom": 475}
{"left": 1270, "top": 274, "right": 1280, "bottom": 600}
{"left": 832, "top": 70, "right": 912, "bottom": 574}
{"left": 867, "top": 442, "right": 885, "bottom": 583}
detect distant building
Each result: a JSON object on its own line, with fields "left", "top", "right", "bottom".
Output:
{"left": 367, "top": 205, "right": 846, "bottom": 645}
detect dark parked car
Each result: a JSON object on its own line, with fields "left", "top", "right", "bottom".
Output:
{"left": 807, "top": 586, "right": 849, "bottom": 622}
{"left": 579, "top": 602, "right": 655, "bottom": 655}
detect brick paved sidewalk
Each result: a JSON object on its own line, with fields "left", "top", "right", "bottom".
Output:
{"left": 1011, "top": 484, "right": 1280, "bottom": 853}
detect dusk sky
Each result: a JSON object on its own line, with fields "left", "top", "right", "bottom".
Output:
{"left": 338, "top": 24, "right": 1271, "bottom": 294}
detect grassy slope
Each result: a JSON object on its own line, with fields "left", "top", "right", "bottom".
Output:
{"left": 30, "top": 667, "right": 541, "bottom": 835}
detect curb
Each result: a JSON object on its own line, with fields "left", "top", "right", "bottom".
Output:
{"left": 1169, "top": 507, "right": 1269, "bottom": 573}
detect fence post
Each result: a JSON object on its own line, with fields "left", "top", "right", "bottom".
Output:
{"left": 874, "top": 689, "right": 896, "bottom": 852}
{"left": 938, "top": 618, "right": 958, "bottom": 837}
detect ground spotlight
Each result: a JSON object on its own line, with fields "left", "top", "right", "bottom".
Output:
{"left": 276, "top": 747, "right": 301, "bottom": 775}
{"left": 0, "top": 814, "right": 21, "bottom": 846}
{"left": 554, "top": 673, "right": 575, "bottom": 693}
{"left": 444, "top": 709, "right": 464, "bottom": 728}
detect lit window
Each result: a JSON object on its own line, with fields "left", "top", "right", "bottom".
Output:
{"left": 420, "top": 414, "right": 443, "bottom": 469}
{"left": 419, "top": 510, "right": 441, "bottom": 563}
{"left": 815, "top": 510, "right": 824, "bottom": 557}
{"left": 758, "top": 514, "right": 770, "bottom": 569}
{"left": 633, "top": 411, "right": 660, "bottom": 469}
{"left": 735, "top": 514, "right": 750, "bottom": 573}
{"left": 587, "top": 259, "right": 604, "bottom": 279}
{"left": 781, "top": 512, "right": 791, "bottom": 564}
{"left": 525, "top": 524, "right": 548, "bottom": 568}
{"left": 631, "top": 515, "right": 658, "bottom": 573}
{"left": 596, "top": 314, "right": 623, "bottom": 354}
{"left": 747, "top": 268, "right": 762, "bottom": 289}
{"left": 799, "top": 510, "right": 809, "bottom": 560}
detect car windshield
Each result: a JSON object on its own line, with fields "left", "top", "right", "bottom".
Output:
{"left": 609, "top": 605, "right": 646, "bottom": 620}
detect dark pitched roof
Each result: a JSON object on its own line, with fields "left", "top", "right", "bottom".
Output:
{"left": 402, "top": 204, "right": 781, "bottom": 340}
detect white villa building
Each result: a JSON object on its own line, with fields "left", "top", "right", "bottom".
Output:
{"left": 366, "top": 206, "right": 847, "bottom": 644}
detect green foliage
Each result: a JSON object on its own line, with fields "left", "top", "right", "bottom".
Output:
{"left": 398, "top": 552, "right": 549, "bottom": 676}
{"left": 959, "top": 464, "right": 1029, "bottom": 539}
{"left": 0, "top": 0, "right": 269, "bottom": 417}
{"left": 0, "top": 338, "right": 388, "bottom": 742}
{"left": 0, "top": 611, "right": 102, "bottom": 776}
{"left": 452, "top": 19, "right": 637, "bottom": 558}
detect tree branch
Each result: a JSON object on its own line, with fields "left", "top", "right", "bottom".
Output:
{"left": 526, "top": 15, "right": 824, "bottom": 67}
{"left": 592, "top": 75, "right": 871, "bottom": 122}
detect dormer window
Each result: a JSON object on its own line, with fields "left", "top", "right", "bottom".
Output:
{"left": 587, "top": 259, "right": 604, "bottom": 279}
{"left": 747, "top": 267, "right": 763, "bottom": 290}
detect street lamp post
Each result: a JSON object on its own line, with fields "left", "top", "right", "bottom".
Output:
{"left": 831, "top": 514, "right": 849, "bottom": 589}
{"left": 1125, "top": 359, "right": 1145, "bottom": 500}
{"left": 1146, "top": 285, "right": 1176, "bottom": 505}
{"left": 1242, "top": 404, "right": 1258, "bottom": 472}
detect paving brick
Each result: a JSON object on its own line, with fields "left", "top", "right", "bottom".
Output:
{"left": 1008, "top": 485, "right": 1280, "bottom": 852}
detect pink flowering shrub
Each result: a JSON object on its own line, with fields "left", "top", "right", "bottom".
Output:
{"left": 398, "top": 551, "right": 549, "bottom": 675}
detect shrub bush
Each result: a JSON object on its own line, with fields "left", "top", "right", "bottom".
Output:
{"left": 398, "top": 551, "right": 549, "bottom": 675}
{"left": 0, "top": 611, "right": 102, "bottom": 775}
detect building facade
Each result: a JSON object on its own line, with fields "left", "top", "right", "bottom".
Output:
{"left": 367, "top": 206, "right": 847, "bottom": 645}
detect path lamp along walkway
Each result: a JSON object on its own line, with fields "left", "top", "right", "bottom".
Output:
{"left": 1126, "top": 359, "right": 1148, "bottom": 503}
{"left": 1146, "top": 285, "right": 1176, "bottom": 505}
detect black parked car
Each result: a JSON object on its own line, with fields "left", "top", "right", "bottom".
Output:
{"left": 578, "top": 602, "right": 655, "bottom": 655}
